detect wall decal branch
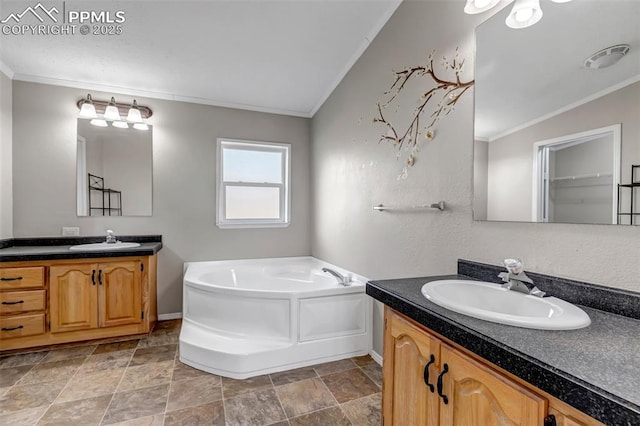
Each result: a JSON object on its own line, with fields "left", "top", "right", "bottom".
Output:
{"left": 374, "top": 48, "right": 474, "bottom": 178}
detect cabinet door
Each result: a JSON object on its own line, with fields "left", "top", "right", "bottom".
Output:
{"left": 439, "top": 345, "right": 546, "bottom": 426}
{"left": 98, "top": 261, "right": 142, "bottom": 328}
{"left": 50, "top": 264, "right": 98, "bottom": 333}
{"left": 383, "top": 308, "right": 441, "bottom": 426}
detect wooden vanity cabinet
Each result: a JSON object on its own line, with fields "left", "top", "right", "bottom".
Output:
{"left": 383, "top": 308, "right": 602, "bottom": 426}
{"left": 0, "top": 255, "right": 157, "bottom": 352}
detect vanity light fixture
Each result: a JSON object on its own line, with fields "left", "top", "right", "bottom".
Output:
{"left": 104, "top": 97, "right": 121, "bottom": 121}
{"left": 465, "top": 0, "right": 571, "bottom": 29}
{"left": 90, "top": 118, "right": 108, "bottom": 127}
{"left": 77, "top": 94, "right": 153, "bottom": 130}
{"left": 505, "top": 0, "right": 543, "bottom": 29}
{"left": 78, "top": 94, "right": 98, "bottom": 118}
{"left": 464, "top": 0, "right": 501, "bottom": 15}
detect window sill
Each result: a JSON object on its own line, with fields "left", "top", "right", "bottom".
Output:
{"left": 216, "top": 221, "right": 291, "bottom": 230}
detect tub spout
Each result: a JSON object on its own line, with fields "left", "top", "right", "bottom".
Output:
{"left": 321, "top": 268, "right": 352, "bottom": 286}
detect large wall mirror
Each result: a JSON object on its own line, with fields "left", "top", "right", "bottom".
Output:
{"left": 76, "top": 119, "right": 153, "bottom": 216}
{"left": 473, "top": 0, "right": 640, "bottom": 225}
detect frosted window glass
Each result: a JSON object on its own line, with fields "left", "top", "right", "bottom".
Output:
{"left": 226, "top": 186, "right": 281, "bottom": 219}
{"left": 223, "top": 148, "right": 283, "bottom": 183}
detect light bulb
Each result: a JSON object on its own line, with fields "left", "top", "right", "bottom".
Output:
{"left": 90, "top": 119, "right": 108, "bottom": 127}
{"left": 112, "top": 121, "right": 129, "bottom": 129}
{"left": 464, "top": 0, "right": 500, "bottom": 14}
{"left": 133, "top": 123, "right": 149, "bottom": 131}
{"left": 104, "top": 97, "right": 121, "bottom": 121}
{"left": 126, "top": 100, "right": 143, "bottom": 123}
{"left": 506, "top": 0, "right": 543, "bottom": 29}
{"left": 78, "top": 94, "right": 97, "bottom": 118}
{"left": 515, "top": 8, "right": 534, "bottom": 22}
{"left": 474, "top": 0, "right": 490, "bottom": 8}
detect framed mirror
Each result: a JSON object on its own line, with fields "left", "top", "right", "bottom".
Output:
{"left": 76, "top": 119, "right": 153, "bottom": 216}
{"left": 473, "top": 0, "right": 640, "bottom": 225}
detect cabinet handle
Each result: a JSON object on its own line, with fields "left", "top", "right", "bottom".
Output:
{"left": 437, "top": 363, "right": 449, "bottom": 404}
{"left": 1, "top": 276, "right": 23, "bottom": 281}
{"left": 423, "top": 354, "right": 436, "bottom": 392}
{"left": 2, "top": 325, "right": 24, "bottom": 331}
{"left": 2, "top": 300, "right": 25, "bottom": 305}
{"left": 91, "top": 270, "right": 96, "bottom": 286}
{"left": 98, "top": 270, "right": 103, "bottom": 285}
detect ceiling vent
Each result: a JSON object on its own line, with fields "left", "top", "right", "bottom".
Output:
{"left": 584, "top": 44, "right": 630, "bottom": 69}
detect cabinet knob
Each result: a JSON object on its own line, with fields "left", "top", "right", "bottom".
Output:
{"left": 423, "top": 354, "right": 436, "bottom": 393}
{"left": 437, "top": 363, "right": 449, "bottom": 404}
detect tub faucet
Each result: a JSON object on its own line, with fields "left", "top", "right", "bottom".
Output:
{"left": 321, "top": 268, "right": 352, "bottom": 286}
{"left": 498, "top": 258, "right": 546, "bottom": 298}
{"left": 105, "top": 229, "right": 117, "bottom": 244}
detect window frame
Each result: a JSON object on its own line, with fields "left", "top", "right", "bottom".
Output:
{"left": 216, "top": 138, "right": 291, "bottom": 229}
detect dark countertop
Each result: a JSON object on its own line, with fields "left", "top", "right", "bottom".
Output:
{"left": 0, "top": 236, "right": 162, "bottom": 262}
{"left": 367, "top": 274, "right": 640, "bottom": 426}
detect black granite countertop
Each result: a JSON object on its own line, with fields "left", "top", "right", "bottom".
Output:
{"left": 0, "top": 236, "right": 162, "bottom": 262}
{"left": 367, "top": 261, "right": 640, "bottom": 426}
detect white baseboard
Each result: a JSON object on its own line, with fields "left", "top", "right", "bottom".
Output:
{"left": 370, "top": 349, "right": 383, "bottom": 366}
{"left": 158, "top": 312, "right": 183, "bottom": 321}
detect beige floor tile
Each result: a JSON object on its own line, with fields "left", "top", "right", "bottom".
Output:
{"left": 0, "top": 351, "right": 49, "bottom": 369}
{"left": 0, "top": 406, "right": 48, "bottom": 425}
{"left": 360, "top": 362, "right": 383, "bottom": 387}
{"left": 108, "top": 414, "right": 164, "bottom": 425}
{"left": 137, "top": 332, "right": 178, "bottom": 349}
{"left": 352, "top": 355, "right": 377, "bottom": 367}
{"left": 167, "top": 375, "right": 222, "bottom": 412}
{"left": 223, "top": 389, "right": 286, "bottom": 426}
{"left": 118, "top": 360, "right": 174, "bottom": 392}
{"left": 56, "top": 367, "right": 126, "bottom": 403}
{"left": 341, "top": 393, "right": 382, "bottom": 425}
{"left": 270, "top": 366, "right": 317, "bottom": 386}
{"left": 313, "top": 359, "right": 357, "bottom": 376}
{"left": 276, "top": 377, "right": 336, "bottom": 418}
{"left": 17, "top": 357, "right": 85, "bottom": 386}
{"left": 321, "top": 367, "right": 379, "bottom": 403}
{"left": 93, "top": 340, "right": 140, "bottom": 354}
{"left": 129, "top": 344, "right": 177, "bottom": 366}
{"left": 38, "top": 394, "right": 111, "bottom": 425}
{"left": 288, "top": 406, "right": 351, "bottom": 426}
{"left": 172, "top": 360, "right": 215, "bottom": 382}
{"left": 101, "top": 384, "right": 169, "bottom": 425}
{"left": 0, "top": 379, "right": 67, "bottom": 415}
{"left": 81, "top": 349, "right": 133, "bottom": 374}
{"left": 222, "top": 374, "right": 273, "bottom": 399}
{"left": 165, "top": 401, "right": 225, "bottom": 426}
{"left": 40, "top": 345, "right": 96, "bottom": 363}
{"left": 0, "top": 365, "right": 33, "bottom": 388}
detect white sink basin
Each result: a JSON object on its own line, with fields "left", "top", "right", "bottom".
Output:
{"left": 69, "top": 242, "right": 141, "bottom": 251}
{"left": 421, "top": 280, "right": 590, "bottom": 330}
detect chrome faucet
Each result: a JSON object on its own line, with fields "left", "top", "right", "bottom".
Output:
{"left": 105, "top": 229, "right": 117, "bottom": 244}
{"left": 321, "top": 267, "right": 352, "bottom": 286}
{"left": 498, "top": 259, "right": 546, "bottom": 298}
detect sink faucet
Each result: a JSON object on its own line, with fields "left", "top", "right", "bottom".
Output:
{"left": 321, "top": 267, "right": 352, "bottom": 286}
{"left": 498, "top": 259, "right": 546, "bottom": 298}
{"left": 105, "top": 230, "right": 117, "bottom": 244}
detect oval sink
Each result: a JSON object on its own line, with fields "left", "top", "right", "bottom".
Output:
{"left": 421, "top": 280, "right": 590, "bottom": 330}
{"left": 69, "top": 242, "right": 141, "bottom": 251}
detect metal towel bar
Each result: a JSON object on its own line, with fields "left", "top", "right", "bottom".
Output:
{"left": 373, "top": 201, "right": 445, "bottom": 212}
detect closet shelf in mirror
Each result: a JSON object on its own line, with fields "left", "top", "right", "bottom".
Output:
{"left": 549, "top": 172, "right": 612, "bottom": 182}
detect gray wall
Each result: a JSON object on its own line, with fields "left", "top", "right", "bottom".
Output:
{"left": 487, "top": 81, "right": 640, "bottom": 222}
{"left": 311, "top": 0, "right": 640, "bottom": 356}
{"left": 11, "top": 81, "right": 311, "bottom": 314}
{"left": 0, "top": 71, "right": 12, "bottom": 239}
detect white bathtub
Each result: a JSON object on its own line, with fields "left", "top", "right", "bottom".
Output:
{"left": 179, "top": 256, "right": 372, "bottom": 379}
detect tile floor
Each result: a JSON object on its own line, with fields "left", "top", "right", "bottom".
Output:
{"left": 0, "top": 320, "right": 382, "bottom": 425}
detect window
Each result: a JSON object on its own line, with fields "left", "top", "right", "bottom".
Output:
{"left": 216, "top": 138, "right": 291, "bottom": 228}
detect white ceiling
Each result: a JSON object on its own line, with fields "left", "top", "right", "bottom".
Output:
{"left": 0, "top": 0, "right": 402, "bottom": 117}
{"left": 475, "top": 0, "right": 640, "bottom": 141}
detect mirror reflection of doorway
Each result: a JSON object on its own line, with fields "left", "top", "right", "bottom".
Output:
{"left": 533, "top": 125, "right": 621, "bottom": 224}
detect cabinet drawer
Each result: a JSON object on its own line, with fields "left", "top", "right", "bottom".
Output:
{"left": 0, "top": 313, "right": 45, "bottom": 339}
{"left": 0, "top": 290, "right": 46, "bottom": 315}
{"left": 0, "top": 267, "right": 45, "bottom": 290}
